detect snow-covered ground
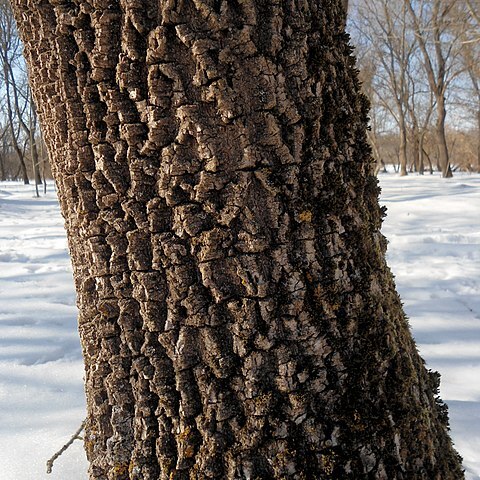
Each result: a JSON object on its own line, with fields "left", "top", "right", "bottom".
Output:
{"left": 0, "top": 182, "right": 87, "bottom": 479}
{"left": 0, "top": 173, "right": 479, "bottom": 479}
{"left": 379, "top": 172, "right": 480, "bottom": 479}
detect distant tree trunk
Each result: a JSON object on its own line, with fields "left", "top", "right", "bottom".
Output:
{"left": 12, "top": 141, "right": 29, "bottom": 183}
{"left": 12, "top": 1, "right": 463, "bottom": 479}
{"left": 7, "top": 59, "right": 43, "bottom": 185}
{"left": 0, "top": 152, "right": 5, "bottom": 180}
{"left": 31, "top": 139, "right": 42, "bottom": 186}
{"left": 342, "top": 0, "right": 349, "bottom": 26}
{"left": 477, "top": 109, "right": 480, "bottom": 173}
{"left": 412, "top": 133, "right": 420, "bottom": 174}
{"left": 10, "top": 131, "right": 29, "bottom": 184}
{"left": 366, "top": 129, "right": 384, "bottom": 175}
{"left": 436, "top": 95, "right": 452, "bottom": 178}
{"left": 4, "top": 63, "right": 29, "bottom": 184}
{"left": 30, "top": 126, "right": 43, "bottom": 186}
{"left": 0, "top": 129, "right": 7, "bottom": 181}
{"left": 418, "top": 132, "right": 426, "bottom": 175}
{"left": 461, "top": 30, "right": 480, "bottom": 173}
{"left": 424, "top": 148, "right": 434, "bottom": 174}
{"left": 406, "top": 0, "right": 458, "bottom": 179}
{"left": 29, "top": 106, "right": 39, "bottom": 196}
{"left": 399, "top": 122, "right": 408, "bottom": 176}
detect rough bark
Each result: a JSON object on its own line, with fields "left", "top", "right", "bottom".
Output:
{"left": 11, "top": 1, "right": 463, "bottom": 479}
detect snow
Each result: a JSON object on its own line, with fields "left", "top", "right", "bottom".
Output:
{"left": 0, "top": 173, "right": 479, "bottom": 479}
{"left": 0, "top": 183, "right": 87, "bottom": 480}
{"left": 379, "top": 172, "right": 480, "bottom": 480}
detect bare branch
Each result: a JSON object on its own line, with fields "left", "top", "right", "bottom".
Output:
{"left": 46, "top": 420, "right": 86, "bottom": 474}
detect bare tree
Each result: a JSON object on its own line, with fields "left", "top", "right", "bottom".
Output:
{"left": 10, "top": 63, "right": 42, "bottom": 185}
{"left": 358, "top": 0, "right": 418, "bottom": 176}
{"left": 351, "top": 0, "right": 435, "bottom": 176}
{"left": 0, "top": 0, "right": 29, "bottom": 183}
{"left": 406, "top": 0, "right": 469, "bottom": 177}
{"left": 351, "top": 36, "right": 386, "bottom": 174}
{"left": 0, "top": 0, "right": 43, "bottom": 185}
{"left": 405, "top": 60, "right": 436, "bottom": 174}
{"left": 461, "top": 1, "right": 480, "bottom": 172}
{"left": 349, "top": 0, "right": 477, "bottom": 175}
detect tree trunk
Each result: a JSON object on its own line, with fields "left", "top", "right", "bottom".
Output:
{"left": 11, "top": 134, "right": 29, "bottom": 184}
{"left": 342, "top": 0, "right": 349, "bottom": 27}
{"left": 410, "top": 122, "right": 422, "bottom": 174}
{"left": 418, "top": 133, "right": 426, "bottom": 175}
{"left": 12, "top": 1, "right": 463, "bottom": 479}
{"left": 436, "top": 95, "right": 452, "bottom": 178}
{"left": 477, "top": 109, "right": 480, "bottom": 173}
{"left": 32, "top": 140, "right": 42, "bottom": 185}
{"left": 29, "top": 105, "right": 41, "bottom": 194}
{"left": 4, "top": 61, "right": 29, "bottom": 184}
{"left": 412, "top": 136, "right": 419, "bottom": 173}
{"left": 399, "top": 124, "right": 408, "bottom": 176}
{"left": 0, "top": 152, "right": 5, "bottom": 181}
{"left": 366, "top": 130, "right": 384, "bottom": 175}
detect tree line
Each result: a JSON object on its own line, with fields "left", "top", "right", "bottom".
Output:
{"left": 0, "top": 0, "right": 49, "bottom": 190}
{"left": 348, "top": 0, "right": 480, "bottom": 176}
{"left": 2, "top": 0, "right": 479, "bottom": 183}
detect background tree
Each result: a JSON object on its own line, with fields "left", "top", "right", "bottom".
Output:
{"left": 0, "top": 0, "right": 28, "bottom": 183}
{"left": 462, "top": 1, "right": 480, "bottom": 172}
{"left": 11, "top": 1, "right": 463, "bottom": 479}
{"left": 406, "top": 0, "right": 467, "bottom": 177}
{"left": 353, "top": 45, "right": 385, "bottom": 174}
{"left": 0, "top": 0, "right": 47, "bottom": 184}
{"left": 405, "top": 60, "right": 435, "bottom": 174}
{"left": 349, "top": 0, "right": 479, "bottom": 174}
{"left": 355, "top": 0, "right": 417, "bottom": 176}
{"left": 0, "top": 123, "right": 8, "bottom": 180}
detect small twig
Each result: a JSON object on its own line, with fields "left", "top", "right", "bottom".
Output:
{"left": 46, "top": 419, "right": 86, "bottom": 474}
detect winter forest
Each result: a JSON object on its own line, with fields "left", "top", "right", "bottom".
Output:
{"left": 348, "top": 0, "right": 480, "bottom": 177}
{"left": 0, "top": 0, "right": 479, "bottom": 479}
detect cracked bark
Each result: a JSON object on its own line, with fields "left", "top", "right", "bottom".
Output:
{"left": 11, "top": 1, "right": 463, "bottom": 479}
